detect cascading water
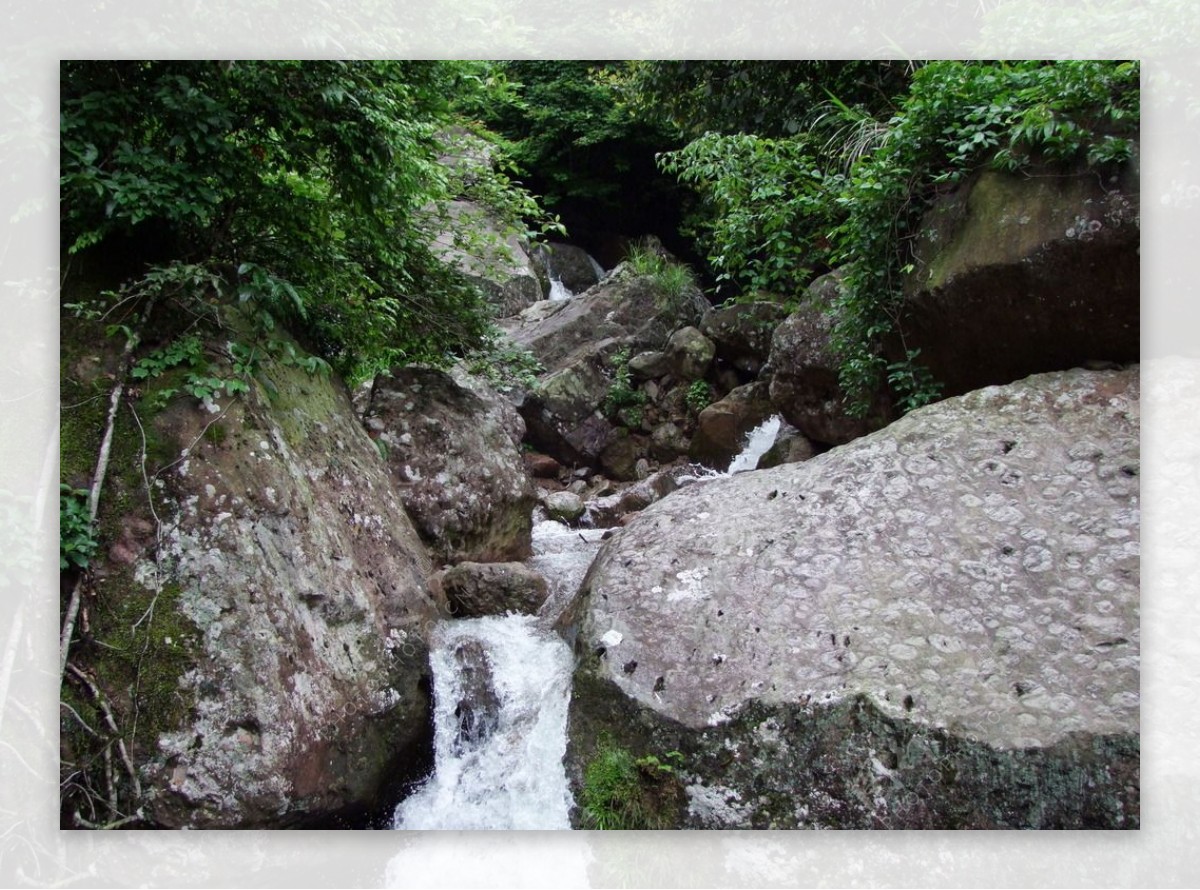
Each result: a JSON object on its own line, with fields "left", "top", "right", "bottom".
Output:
{"left": 392, "top": 422, "right": 779, "bottom": 831}
{"left": 548, "top": 275, "right": 573, "bottom": 301}
{"left": 726, "top": 414, "right": 783, "bottom": 474}
{"left": 527, "top": 518, "right": 608, "bottom": 628}
{"left": 392, "top": 614, "right": 575, "bottom": 830}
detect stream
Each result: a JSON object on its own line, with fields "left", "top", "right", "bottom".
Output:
{"left": 391, "top": 417, "right": 782, "bottom": 830}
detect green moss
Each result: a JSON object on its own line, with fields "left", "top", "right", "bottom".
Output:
{"left": 59, "top": 316, "right": 116, "bottom": 488}
{"left": 87, "top": 576, "right": 200, "bottom": 746}
{"left": 203, "top": 422, "right": 228, "bottom": 446}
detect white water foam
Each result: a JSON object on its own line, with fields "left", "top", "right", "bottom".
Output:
{"left": 528, "top": 518, "right": 608, "bottom": 626}
{"left": 392, "top": 615, "right": 575, "bottom": 830}
{"left": 726, "top": 414, "right": 783, "bottom": 475}
{"left": 548, "top": 275, "right": 573, "bottom": 301}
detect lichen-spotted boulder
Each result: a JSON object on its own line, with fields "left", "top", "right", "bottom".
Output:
{"left": 66, "top": 330, "right": 441, "bottom": 829}
{"left": 569, "top": 367, "right": 1139, "bottom": 829}
{"left": 364, "top": 365, "right": 537, "bottom": 564}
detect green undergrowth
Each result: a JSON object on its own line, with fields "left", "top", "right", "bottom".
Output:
{"left": 658, "top": 60, "right": 1140, "bottom": 417}
{"left": 603, "top": 348, "right": 647, "bottom": 429}
{"left": 580, "top": 738, "right": 686, "bottom": 830}
{"left": 625, "top": 242, "right": 698, "bottom": 314}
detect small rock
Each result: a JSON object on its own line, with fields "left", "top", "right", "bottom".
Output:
{"left": 435, "top": 562, "right": 551, "bottom": 618}
{"left": 545, "top": 490, "right": 586, "bottom": 524}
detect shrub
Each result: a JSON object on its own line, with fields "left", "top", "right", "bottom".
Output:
{"left": 603, "top": 348, "right": 648, "bottom": 424}
{"left": 60, "top": 484, "right": 98, "bottom": 571}
{"left": 657, "top": 60, "right": 1140, "bottom": 417}
{"left": 685, "top": 379, "right": 713, "bottom": 414}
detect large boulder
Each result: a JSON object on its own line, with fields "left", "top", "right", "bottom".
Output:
{"left": 700, "top": 300, "right": 790, "bottom": 377}
{"left": 900, "top": 160, "right": 1139, "bottom": 397}
{"left": 689, "top": 381, "right": 774, "bottom": 469}
{"left": 64, "top": 325, "right": 440, "bottom": 828}
{"left": 501, "top": 263, "right": 709, "bottom": 467}
{"left": 569, "top": 367, "right": 1140, "bottom": 829}
{"left": 500, "top": 262, "right": 709, "bottom": 375}
{"left": 431, "top": 199, "right": 543, "bottom": 318}
{"left": 364, "top": 365, "right": 536, "bottom": 564}
{"left": 531, "top": 242, "right": 606, "bottom": 294}
{"left": 767, "top": 270, "right": 895, "bottom": 446}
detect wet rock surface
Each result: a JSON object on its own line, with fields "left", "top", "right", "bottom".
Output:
{"left": 435, "top": 562, "right": 551, "bottom": 618}
{"left": 569, "top": 367, "right": 1140, "bottom": 828}
{"left": 531, "top": 242, "right": 606, "bottom": 294}
{"left": 689, "top": 381, "right": 775, "bottom": 469}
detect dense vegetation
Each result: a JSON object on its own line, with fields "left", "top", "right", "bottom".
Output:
{"left": 61, "top": 60, "right": 556, "bottom": 386}
{"left": 59, "top": 59, "right": 1139, "bottom": 570}
{"left": 61, "top": 59, "right": 1138, "bottom": 417}
{"left": 646, "top": 60, "right": 1139, "bottom": 412}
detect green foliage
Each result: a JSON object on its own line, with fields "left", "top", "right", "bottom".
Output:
{"left": 580, "top": 742, "right": 684, "bottom": 830}
{"left": 685, "top": 379, "right": 713, "bottom": 414}
{"left": 61, "top": 60, "right": 555, "bottom": 387}
{"left": 603, "top": 348, "right": 647, "bottom": 425}
{"left": 886, "top": 349, "right": 943, "bottom": 415}
{"left": 478, "top": 61, "right": 677, "bottom": 211}
{"left": 657, "top": 60, "right": 1139, "bottom": 416}
{"left": 465, "top": 332, "right": 544, "bottom": 394}
{"left": 629, "top": 60, "right": 911, "bottom": 138}
{"left": 829, "top": 59, "right": 1138, "bottom": 414}
{"left": 60, "top": 484, "right": 98, "bottom": 570}
{"left": 658, "top": 134, "right": 833, "bottom": 295}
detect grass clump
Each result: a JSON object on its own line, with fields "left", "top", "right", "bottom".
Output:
{"left": 625, "top": 242, "right": 698, "bottom": 313}
{"left": 580, "top": 742, "right": 685, "bottom": 830}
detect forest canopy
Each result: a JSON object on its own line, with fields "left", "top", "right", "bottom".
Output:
{"left": 61, "top": 59, "right": 1139, "bottom": 410}
{"left": 60, "top": 60, "right": 554, "bottom": 384}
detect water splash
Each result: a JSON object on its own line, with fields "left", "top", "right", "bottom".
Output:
{"left": 548, "top": 275, "right": 573, "bottom": 302}
{"left": 726, "top": 415, "right": 783, "bottom": 475}
{"left": 392, "top": 615, "right": 575, "bottom": 830}
{"left": 529, "top": 518, "right": 608, "bottom": 628}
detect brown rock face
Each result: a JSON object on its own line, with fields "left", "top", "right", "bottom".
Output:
{"left": 435, "top": 562, "right": 551, "bottom": 618}
{"left": 900, "top": 162, "right": 1139, "bottom": 397}
{"left": 700, "top": 300, "right": 790, "bottom": 376}
{"left": 365, "top": 365, "right": 537, "bottom": 564}
{"left": 80, "top": 332, "right": 440, "bottom": 829}
{"left": 531, "top": 242, "right": 605, "bottom": 294}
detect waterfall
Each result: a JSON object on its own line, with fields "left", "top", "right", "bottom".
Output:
{"left": 726, "top": 415, "right": 783, "bottom": 475}
{"left": 548, "top": 275, "right": 573, "bottom": 302}
{"left": 392, "top": 615, "right": 575, "bottom": 830}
